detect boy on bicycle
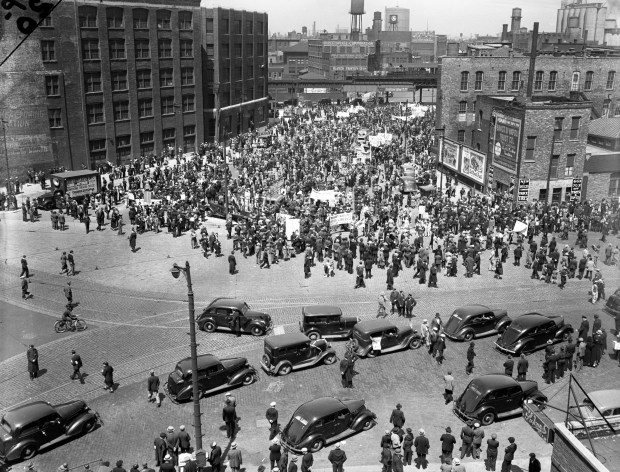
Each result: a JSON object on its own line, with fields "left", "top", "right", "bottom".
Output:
{"left": 62, "top": 306, "right": 78, "bottom": 331}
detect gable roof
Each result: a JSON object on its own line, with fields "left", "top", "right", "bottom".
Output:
{"left": 588, "top": 117, "right": 620, "bottom": 140}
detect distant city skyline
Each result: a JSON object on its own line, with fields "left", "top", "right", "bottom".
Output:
{"left": 203, "top": 0, "right": 562, "bottom": 37}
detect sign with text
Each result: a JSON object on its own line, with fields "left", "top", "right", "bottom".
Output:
{"left": 492, "top": 113, "right": 522, "bottom": 174}
{"left": 571, "top": 178, "right": 582, "bottom": 200}
{"left": 65, "top": 175, "right": 99, "bottom": 198}
{"left": 441, "top": 138, "right": 460, "bottom": 172}
{"left": 461, "top": 147, "right": 486, "bottom": 185}
{"left": 487, "top": 165, "right": 495, "bottom": 193}
{"left": 522, "top": 402, "right": 555, "bottom": 443}
{"left": 330, "top": 212, "right": 354, "bottom": 226}
{"left": 518, "top": 179, "right": 530, "bottom": 202}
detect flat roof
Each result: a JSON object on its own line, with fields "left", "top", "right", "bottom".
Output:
{"left": 265, "top": 333, "right": 309, "bottom": 348}
{"left": 50, "top": 170, "right": 99, "bottom": 178}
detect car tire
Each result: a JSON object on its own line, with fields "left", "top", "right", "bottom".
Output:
{"left": 323, "top": 353, "right": 336, "bottom": 365}
{"left": 278, "top": 364, "right": 293, "bottom": 376}
{"left": 310, "top": 438, "right": 324, "bottom": 453}
{"left": 204, "top": 321, "right": 216, "bottom": 333}
{"left": 366, "top": 349, "right": 377, "bottom": 358}
{"left": 409, "top": 338, "right": 422, "bottom": 349}
{"left": 251, "top": 326, "right": 265, "bottom": 336}
{"left": 562, "top": 332, "right": 570, "bottom": 341}
{"left": 481, "top": 411, "right": 496, "bottom": 426}
{"left": 307, "top": 330, "right": 320, "bottom": 341}
{"left": 463, "top": 331, "right": 475, "bottom": 342}
{"left": 190, "top": 389, "right": 204, "bottom": 401}
{"left": 242, "top": 373, "right": 255, "bottom": 385}
{"left": 83, "top": 418, "right": 97, "bottom": 433}
{"left": 20, "top": 445, "right": 38, "bottom": 460}
{"left": 521, "top": 342, "right": 535, "bottom": 355}
{"left": 361, "top": 418, "right": 374, "bottom": 431}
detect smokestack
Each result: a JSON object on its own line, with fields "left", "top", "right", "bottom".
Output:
{"left": 511, "top": 7, "right": 522, "bottom": 32}
{"left": 526, "top": 22, "right": 539, "bottom": 98}
{"left": 501, "top": 24, "right": 508, "bottom": 41}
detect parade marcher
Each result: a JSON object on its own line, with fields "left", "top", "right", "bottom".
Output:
{"left": 147, "top": 370, "right": 161, "bottom": 407}
{"left": 27, "top": 344, "right": 39, "bottom": 380}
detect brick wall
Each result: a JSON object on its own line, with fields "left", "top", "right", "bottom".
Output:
{"left": 551, "top": 423, "right": 609, "bottom": 472}
{"left": 584, "top": 172, "right": 611, "bottom": 201}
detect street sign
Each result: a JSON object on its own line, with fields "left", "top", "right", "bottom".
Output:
{"left": 487, "top": 165, "right": 494, "bottom": 194}
{"left": 518, "top": 179, "right": 530, "bottom": 202}
{"left": 572, "top": 178, "right": 582, "bottom": 201}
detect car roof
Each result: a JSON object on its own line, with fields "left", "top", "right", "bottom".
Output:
{"left": 453, "top": 305, "right": 492, "bottom": 318}
{"left": 3, "top": 402, "right": 56, "bottom": 429}
{"left": 176, "top": 354, "right": 220, "bottom": 372}
{"left": 510, "top": 313, "right": 551, "bottom": 328}
{"left": 586, "top": 390, "right": 620, "bottom": 411}
{"left": 293, "top": 397, "right": 347, "bottom": 421}
{"left": 207, "top": 298, "right": 247, "bottom": 310}
{"left": 469, "top": 374, "right": 520, "bottom": 393}
{"left": 302, "top": 305, "right": 342, "bottom": 317}
{"left": 354, "top": 319, "right": 396, "bottom": 333}
{"left": 266, "top": 333, "right": 309, "bottom": 348}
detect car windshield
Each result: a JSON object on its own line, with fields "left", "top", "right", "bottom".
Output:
{"left": 284, "top": 415, "right": 309, "bottom": 443}
{"left": 174, "top": 366, "right": 184, "bottom": 378}
{"left": 240, "top": 303, "right": 250, "bottom": 315}
{"left": 0, "top": 418, "right": 12, "bottom": 434}
{"left": 445, "top": 313, "right": 461, "bottom": 332}
{"left": 501, "top": 326, "right": 522, "bottom": 345}
{"left": 352, "top": 328, "right": 368, "bottom": 342}
{"left": 460, "top": 382, "right": 484, "bottom": 412}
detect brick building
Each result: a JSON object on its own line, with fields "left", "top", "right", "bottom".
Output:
{"left": 437, "top": 54, "right": 620, "bottom": 149}
{"left": 308, "top": 39, "right": 375, "bottom": 79}
{"left": 583, "top": 117, "right": 620, "bottom": 201}
{"left": 0, "top": 0, "right": 268, "bottom": 175}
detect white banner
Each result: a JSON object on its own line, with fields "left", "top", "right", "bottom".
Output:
{"left": 286, "top": 218, "right": 300, "bottom": 239}
{"left": 310, "top": 189, "right": 338, "bottom": 202}
{"left": 330, "top": 212, "right": 354, "bottom": 226}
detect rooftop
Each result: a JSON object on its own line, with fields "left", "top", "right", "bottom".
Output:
{"left": 588, "top": 117, "right": 620, "bottom": 140}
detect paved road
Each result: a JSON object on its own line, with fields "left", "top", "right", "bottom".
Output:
{"left": 1, "top": 205, "right": 619, "bottom": 471}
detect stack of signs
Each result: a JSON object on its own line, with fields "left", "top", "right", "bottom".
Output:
{"left": 517, "top": 179, "right": 530, "bottom": 202}
{"left": 572, "top": 178, "right": 582, "bottom": 200}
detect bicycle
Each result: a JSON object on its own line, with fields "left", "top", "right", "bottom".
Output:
{"left": 54, "top": 317, "right": 87, "bottom": 333}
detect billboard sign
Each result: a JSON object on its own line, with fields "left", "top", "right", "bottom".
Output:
{"left": 441, "top": 138, "right": 459, "bottom": 172}
{"left": 572, "top": 178, "right": 582, "bottom": 200}
{"left": 65, "top": 175, "right": 99, "bottom": 198}
{"left": 492, "top": 113, "right": 522, "bottom": 174}
{"left": 517, "top": 179, "right": 530, "bottom": 202}
{"left": 461, "top": 147, "right": 486, "bottom": 185}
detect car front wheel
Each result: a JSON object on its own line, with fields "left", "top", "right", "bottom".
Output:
{"left": 361, "top": 418, "right": 374, "bottom": 430}
{"left": 310, "top": 438, "right": 324, "bottom": 453}
{"left": 481, "top": 411, "right": 496, "bottom": 426}
{"left": 83, "top": 418, "right": 97, "bottom": 433}
{"left": 307, "top": 330, "right": 320, "bottom": 341}
{"left": 562, "top": 332, "right": 570, "bottom": 341}
{"left": 242, "top": 373, "right": 255, "bottom": 385}
{"left": 278, "top": 364, "right": 293, "bottom": 376}
{"left": 366, "top": 349, "right": 377, "bottom": 358}
{"left": 204, "top": 321, "right": 216, "bottom": 333}
{"left": 251, "top": 326, "right": 265, "bottom": 336}
{"left": 409, "top": 338, "right": 422, "bottom": 349}
{"left": 463, "top": 331, "right": 475, "bottom": 342}
{"left": 323, "top": 353, "right": 336, "bottom": 365}
{"left": 20, "top": 445, "right": 38, "bottom": 460}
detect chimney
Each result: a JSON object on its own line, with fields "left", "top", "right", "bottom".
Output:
{"left": 511, "top": 8, "right": 522, "bottom": 32}
{"left": 501, "top": 24, "right": 508, "bottom": 41}
{"left": 526, "top": 22, "right": 539, "bottom": 98}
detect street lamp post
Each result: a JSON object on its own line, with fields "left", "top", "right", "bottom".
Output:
{"left": 1, "top": 119, "right": 11, "bottom": 195}
{"left": 170, "top": 261, "right": 202, "bottom": 450}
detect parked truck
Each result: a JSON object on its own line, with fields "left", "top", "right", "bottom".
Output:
{"left": 35, "top": 170, "right": 102, "bottom": 210}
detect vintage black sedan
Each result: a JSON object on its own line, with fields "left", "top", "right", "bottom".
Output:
{"left": 454, "top": 374, "right": 547, "bottom": 426}
{"left": 165, "top": 354, "right": 257, "bottom": 403}
{"left": 443, "top": 305, "right": 511, "bottom": 341}
{"left": 196, "top": 298, "right": 272, "bottom": 336}
{"left": 260, "top": 333, "right": 337, "bottom": 376}
{"left": 350, "top": 320, "right": 422, "bottom": 358}
{"left": 299, "top": 305, "right": 360, "bottom": 340}
{"left": 0, "top": 400, "right": 101, "bottom": 462}
{"left": 280, "top": 397, "right": 376, "bottom": 453}
{"left": 495, "top": 313, "right": 573, "bottom": 355}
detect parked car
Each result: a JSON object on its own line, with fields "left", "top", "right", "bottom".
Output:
{"left": 280, "top": 397, "right": 376, "bottom": 453}
{"left": 443, "top": 305, "right": 512, "bottom": 341}
{"left": 454, "top": 374, "right": 547, "bottom": 426}
{"left": 400, "top": 177, "right": 417, "bottom": 194}
{"left": 0, "top": 400, "right": 101, "bottom": 462}
{"left": 603, "top": 287, "right": 620, "bottom": 319}
{"left": 567, "top": 390, "right": 620, "bottom": 436}
{"left": 495, "top": 313, "right": 573, "bottom": 355}
{"left": 196, "top": 298, "right": 272, "bottom": 336}
{"left": 205, "top": 201, "right": 252, "bottom": 221}
{"left": 260, "top": 333, "right": 337, "bottom": 376}
{"left": 299, "top": 305, "right": 360, "bottom": 340}
{"left": 350, "top": 320, "right": 422, "bottom": 358}
{"left": 34, "top": 193, "right": 58, "bottom": 211}
{"left": 165, "top": 354, "right": 257, "bottom": 403}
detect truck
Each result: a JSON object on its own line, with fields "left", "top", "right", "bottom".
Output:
{"left": 50, "top": 170, "right": 101, "bottom": 201}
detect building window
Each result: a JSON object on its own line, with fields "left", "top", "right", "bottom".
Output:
{"left": 183, "top": 125, "right": 196, "bottom": 151}
{"left": 460, "top": 71, "right": 469, "bottom": 91}
{"left": 182, "top": 94, "right": 195, "bottom": 112}
{"left": 584, "top": 71, "right": 593, "bottom": 91}
{"left": 87, "top": 103, "right": 104, "bottom": 124}
{"left": 84, "top": 72, "right": 101, "bottom": 93}
{"left": 606, "top": 71, "right": 616, "bottom": 90}
{"left": 497, "top": 71, "right": 506, "bottom": 91}
{"left": 565, "top": 154, "right": 575, "bottom": 177}
{"left": 111, "top": 71, "right": 127, "bottom": 91}
{"left": 615, "top": 105, "right": 620, "bottom": 117}
{"left": 137, "top": 69, "right": 151, "bottom": 89}
{"left": 570, "top": 116, "right": 580, "bottom": 140}
{"left": 206, "top": 43, "right": 214, "bottom": 57}
{"left": 45, "top": 75, "right": 59, "bottom": 96}
{"left": 107, "top": 9, "right": 123, "bottom": 28}
{"left": 180, "top": 40, "right": 193, "bottom": 58}
{"left": 158, "top": 39, "right": 172, "bottom": 58}
{"left": 48, "top": 108, "right": 62, "bottom": 128}
{"left": 206, "top": 18, "right": 214, "bottom": 33}
{"left": 179, "top": 11, "right": 192, "bottom": 30}
{"left": 222, "top": 43, "right": 230, "bottom": 58}
{"left": 133, "top": 9, "right": 148, "bottom": 29}
{"left": 41, "top": 41, "right": 55, "bottom": 61}
{"left": 163, "top": 128, "right": 176, "bottom": 146}
{"left": 181, "top": 67, "right": 194, "bottom": 85}
{"left": 554, "top": 117, "right": 564, "bottom": 141}
{"left": 457, "top": 130, "right": 465, "bottom": 142}
{"left": 233, "top": 19, "right": 241, "bottom": 34}
{"left": 140, "top": 131, "right": 154, "bottom": 144}
{"left": 156, "top": 10, "right": 171, "bottom": 29}
{"left": 79, "top": 7, "right": 97, "bottom": 27}
{"left": 570, "top": 72, "right": 580, "bottom": 91}
{"left": 550, "top": 155, "right": 559, "bottom": 179}
{"left": 609, "top": 172, "right": 620, "bottom": 197}
{"left": 534, "top": 71, "right": 543, "bottom": 91}
{"left": 258, "top": 20, "right": 264, "bottom": 34}
{"left": 234, "top": 43, "right": 242, "bottom": 58}
{"left": 135, "top": 40, "right": 150, "bottom": 59}
{"left": 525, "top": 136, "right": 536, "bottom": 161}
{"left": 159, "top": 68, "right": 173, "bottom": 87}
{"left": 552, "top": 187, "right": 562, "bottom": 203}
{"left": 109, "top": 39, "right": 126, "bottom": 60}
{"left": 246, "top": 19, "right": 253, "bottom": 34}
{"left": 546, "top": 71, "right": 557, "bottom": 91}
{"left": 116, "top": 135, "right": 131, "bottom": 152}
{"left": 138, "top": 98, "right": 153, "bottom": 118}
{"left": 511, "top": 71, "right": 521, "bottom": 91}
{"left": 258, "top": 42, "right": 264, "bottom": 56}
{"left": 474, "top": 71, "right": 483, "bottom": 91}
{"left": 113, "top": 101, "right": 129, "bottom": 121}
{"left": 458, "top": 101, "right": 467, "bottom": 113}
{"left": 89, "top": 139, "right": 106, "bottom": 159}
{"left": 602, "top": 100, "right": 610, "bottom": 117}
{"left": 161, "top": 96, "right": 175, "bottom": 115}
{"left": 82, "top": 39, "right": 99, "bottom": 60}
{"left": 41, "top": 15, "right": 52, "bottom": 26}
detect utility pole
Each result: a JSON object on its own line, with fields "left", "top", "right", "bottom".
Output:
{"left": 1, "top": 119, "right": 11, "bottom": 195}
{"left": 214, "top": 82, "right": 229, "bottom": 217}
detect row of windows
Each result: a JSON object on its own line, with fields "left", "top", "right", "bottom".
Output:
{"left": 83, "top": 95, "right": 195, "bottom": 125}
{"left": 459, "top": 70, "right": 616, "bottom": 92}
{"left": 205, "top": 17, "right": 265, "bottom": 35}
{"left": 86, "top": 39, "right": 194, "bottom": 61}
{"left": 79, "top": 8, "right": 193, "bottom": 30}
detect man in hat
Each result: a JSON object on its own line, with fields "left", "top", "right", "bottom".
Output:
{"left": 209, "top": 442, "right": 222, "bottom": 472}
{"left": 64, "top": 281, "right": 73, "bottom": 307}
{"left": 165, "top": 426, "right": 179, "bottom": 465}
{"left": 459, "top": 420, "right": 474, "bottom": 459}
{"left": 159, "top": 455, "right": 175, "bottom": 472}
{"left": 22, "top": 276, "right": 32, "bottom": 299}
{"left": 178, "top": 425, "right": 191, "bottom": 453}
{"left": 486, "top": 433, "right": 500, "bottom": 471}
{"left": 517, "top": 353, "right": 529, "bottom": 380}
{"left": 327, "top": 443, "right": 347, "bottom": 472}
{"left": 578, "top": 316, "right": 589, "bottom": 341}
{"left": 472, "top": 423, "right": 485, "bottom": 459}
{"left": 20, "top": 254, "right": 29, "bottom": 278}
{"left": 266, "top": 401, "right": 279, "bottom": 440}
{"left": 141, "top": 462, "right": 155, "bottom": 472}
{"left": 451, "top": 458, "right": 466, "bottom": 472}
{"left": 413, "top": 429, "right": 430, "bottom": 468}
{"left": 503, "top": 355, "right": 514, "bottom": 377}
{"left": 129, "top": 227, "right": 137, "bottom": 252}
{"left": 378, "top": 291, "right": 388, "bottom": 317}
{"left": 147, "top": 370, "right": 161, "bottom": 407}
{"left": 528, "top": 452, "right": 541, "bottom": 472}
{"left": 380, "top": 429, "right": 392, "bottom": 449}
{"left": 228, "top": 442, "right": 243, "bottom": 472}
{"left": 577, "top": 337, "right": 586, "bottom": 370}
{"left": 390, "top": 403, "right": 405, "bottom": 428}
{"left": 269, "top": 439, "right": 282, "bottom": 470}
{"left": 440, "top": 426, "right": 456, "bottom": 463}
{"left": 101, "top": 361, "right": 114, "bottom": 392}
{"left": 27, "top": 344, "right": 39, "bottom": 380}
{"left": 223, "top": 398, "right": 237, "bottom": 438}
{"left": 300, "top": 448, "right": 313, "bottom": 472}
{"left": 228, "top": 250, "right": 237, "bottom": 275}
{"left": 154, "top": 432, "right": 167, "bottom": 466}
{"left": 501, "top": 437, "right": 517, "bottom": 472}
{"left": 225, "top": 392, "right": 237, "bottom": 407}
{"left": 288, "top": 456, "right": 298, "bottom": 472}
{"left": 436, "top": 333, "right": 446, "bottom": 364}
{"left": 428, "top": 327, "right": 439, "bottom": 356}
{"left": 466, "top": 341, "right": 476, "bottom": 375}
{"left": 403, "top": 428, "right": 414, "bottom": 465}
{"left": 70, "top": 349, "right": 84, "bottom": 383}
{"left": 111, "top": 460, "right": 126, "bottom": 472}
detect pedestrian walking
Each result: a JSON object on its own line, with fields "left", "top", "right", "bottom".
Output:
{"left": 327, "top": 443, "right": 347, "bottom": 472}
{"left": 466, "top": 341, "right": 476, "bottom": 375}
{"left": 68, "top": 250, "right": 75, "bottom": 276}
{"left": 64, "top": 281, "right": 73, "bottom": 307}
{"left": 439, "top": 426, "right": 456, "bottom": 463}
{"left": 84, "top": 214, "right": 90, "bottom": 233}
{"left": 503, "top": 355, "right": 514, "bottom": 377}
{"left": 129, "top": 227, "right": 137, "bottom": 252}
{"left": 228, "top": 251, "right": 237, "bottom": 275}
{"left": 60, "top": 251, "right": 68, "bottom": 275}
{"left": 21, "top": 277, "right": 32, "bottom": 299}
{"left": 517, "top": 354, "right": 529, "bottom": 380}
{"left": 228, "top": 442, "right": 242, "bottom": 472}
{"left": 501, "top": 437, "right": 517, "bottom": 472}
{"left": 577, "top": 337, "right": 586, "bottom": 370}
{"left": 389, "top": 403, "right": 405, "bottom": 428}
{"left": 27, "top": 344, "right": 39, "bottom": 380}
{"left": 444, "top": 370, "right": 454, "bottom": 404}
{"left": 528, "top": 452, "right": 541, "bottom": 472}
{"left": 208, "top": 442, "right": 222, "bottom": 472}
{"left": 436, "top": 333, "right": 446, "bottom": 364}
{"left": 486, "top": 433, "right": 499, "bottom": 471}
{"left": 269, "top": 439, "right": 282, "bottom": 470}
{"left": 413, "top": 429, "right": 429, "bottom": 468}
{"left": 377, "top": 291, "right": 388, "bottom": 318}
{"left": 147, "top": 370, "right": 161, "bottom": 407}
{"left": 266, "top": 402, "right": 279, "bottom": 440}
{"left": 70, "top": 349, "right": 84, "bottom": 384}
{"left": 101, "top": 361, "right": 114, "bottom": 392}
{"left": 223, "top": 398, "right": 237, "bottom": 438}
{"left": 20, "top": 255, "right": 30, "bottom": 278}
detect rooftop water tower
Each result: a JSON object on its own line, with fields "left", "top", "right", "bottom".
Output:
{"left": 350, "top": 0, "right": 365, "bottom": 40}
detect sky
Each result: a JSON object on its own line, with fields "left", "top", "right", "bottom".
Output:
{"left": 202, "top": 0, "right": 564, "bottom": 37}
